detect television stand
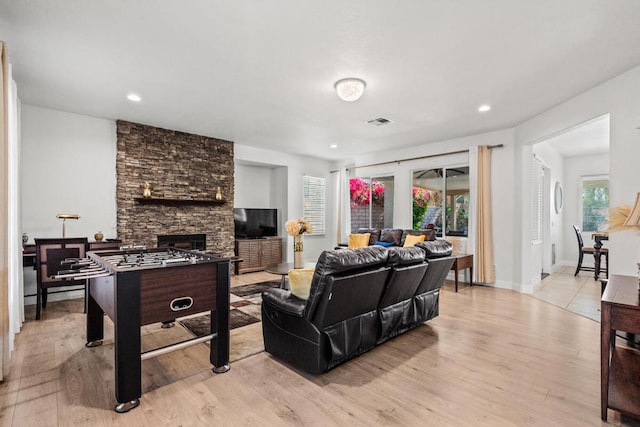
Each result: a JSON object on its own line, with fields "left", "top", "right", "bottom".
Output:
{"left": 234, "top": 237, "right": 283, "bottom": 274}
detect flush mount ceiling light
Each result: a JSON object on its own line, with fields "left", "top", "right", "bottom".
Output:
{"left": 329, "top": 144, "right": 338, "bottom": 149}
{"left": 335, "top": 78, "right": 366, "bottom": 102}
{"left": 478, "top": 104, "right": 491, "bottom": 112}
{"left": 127, "top": 93, "right": 142, "bottom": 102}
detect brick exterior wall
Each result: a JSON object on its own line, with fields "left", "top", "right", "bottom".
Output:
{"left": 350, "top": 204, "right": 385, "bottom": 232}
{"left": 116, "top": 121, "right": 235, "bottom": 256}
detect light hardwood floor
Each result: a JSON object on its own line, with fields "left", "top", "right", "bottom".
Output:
{"left": 1, "top": 274, "right": 637, "bottom": 426}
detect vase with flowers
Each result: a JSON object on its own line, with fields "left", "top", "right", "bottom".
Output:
{"left": 285, "top": 217, "right": 312, "bottom": 268}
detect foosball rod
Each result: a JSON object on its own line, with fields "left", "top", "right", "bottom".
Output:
{"left": 140, "top": 333, "right": 216, "bottom": 360}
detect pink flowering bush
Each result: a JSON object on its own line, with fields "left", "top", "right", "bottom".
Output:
{"left": 350, "top": 178, "right": 385, "bottom": 207}
{"left": 412, "top": 187, "right": 430, "bottom": 229}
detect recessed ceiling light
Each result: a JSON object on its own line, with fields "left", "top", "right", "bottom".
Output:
{"left": 329, "top": 144, "right": 338, "bottom": 149}
{"left": 478, "top": 104, "right": 491, "bottom": 112}
{"left": 127, "top": 93, "right": 142, "bottom": 102}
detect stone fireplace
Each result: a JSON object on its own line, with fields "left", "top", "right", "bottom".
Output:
{"left": 116, "top": 121, "right": 234, "bottom": 256}
{"left": 157, "top": 233, "right": 207, "bottom": 250}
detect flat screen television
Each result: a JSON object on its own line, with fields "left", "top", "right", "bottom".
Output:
{"left": 233, "top": 208, "right": 278, "bottom": 238}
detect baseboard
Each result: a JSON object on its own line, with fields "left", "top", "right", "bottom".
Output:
{"left": 24, "top": 290, "right": 84, "bottom": 307}
{"left": 473, "top": 280, "right": 516, "bottom": 291}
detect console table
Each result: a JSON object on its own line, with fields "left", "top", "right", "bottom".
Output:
{"left": 451, "top": 253, "right": 473, "bottom": 292}
{"left": 601, "top": 274, "right": 640, "bottom": 421}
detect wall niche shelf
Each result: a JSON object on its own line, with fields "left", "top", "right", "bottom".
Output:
{"left": 134, "top": 197, "right": 225, "bottom": 206}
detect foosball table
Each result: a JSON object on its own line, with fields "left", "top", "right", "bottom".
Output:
{"left": 55, "top": 247, "right": 231, "bottom": 413}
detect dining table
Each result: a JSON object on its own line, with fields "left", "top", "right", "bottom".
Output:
{"left": 592, "top": 232, "right": 608, "bottom": 280}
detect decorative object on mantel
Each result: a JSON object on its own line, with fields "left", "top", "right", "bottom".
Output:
{"left": 22, "top": 233, "right": 28, "bottom": 244}
{"left": 215, "top": 187, "right": 223, "bottom": 201}
{"left": 285, "top": 218, "right": 312, "bottom": 269}
{"left": 605, "top": 192, "right": 640, "bottom": 232}
{"left": 56, "top": 214, "right": 80, "bottom": 238}
{"left": 143, "top": 182, "right": 152, "bottom": 198}
{"left": 94, "top": 231, "right": 104, "bottom": 242}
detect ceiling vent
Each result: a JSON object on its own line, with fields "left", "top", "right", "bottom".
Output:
{"left": 366, "top": 117, "right": 393, "bottom": 126}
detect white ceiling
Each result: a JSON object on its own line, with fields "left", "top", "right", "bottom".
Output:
{"left": 544, "top": 115, "right": 609, "bottom": 157}
{"left": 2, "top": 1, "right": 640, "bottom": 161}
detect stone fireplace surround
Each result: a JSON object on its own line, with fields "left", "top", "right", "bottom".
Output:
{"left": 157, "top": 233, "right": 207, "bottom": 250}
{"left": 116, "top": 121, "right": 235, "bottom": 257}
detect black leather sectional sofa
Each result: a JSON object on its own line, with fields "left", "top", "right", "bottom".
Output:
{"left": 261, "top": 240, "right": 455, "bottom": 374}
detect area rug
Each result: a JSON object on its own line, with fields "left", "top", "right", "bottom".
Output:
{"left": 229, "top": 280, "right": 281, "bottom": 298}
{"left": 178, "top": 280, "right": 280, "bottom": 362}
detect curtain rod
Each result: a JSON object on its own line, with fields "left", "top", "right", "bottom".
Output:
{"left": 329, "top": 144, "right": 503, "bottom": 173}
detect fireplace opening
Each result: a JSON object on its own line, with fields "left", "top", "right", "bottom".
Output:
{"left": 157, "top": 234, "right": 206, "bottom": 250}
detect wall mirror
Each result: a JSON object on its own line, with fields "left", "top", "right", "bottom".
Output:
{"left": 554, "top": 181, "right": 563, "bottom": 214}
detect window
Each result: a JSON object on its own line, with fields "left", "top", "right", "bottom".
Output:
{"left": 349, "top": 176, "right": 394, "bottom": 232}
{"left": 582, "top": 176, "right": 609, "bottom": 232}
{"left": 412, "top": 166, "right": 469, "bottom": 236}
{"left": 303, "top": 176, "right": 326, "bottom": 235}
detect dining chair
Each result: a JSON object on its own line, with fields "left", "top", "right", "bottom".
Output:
{"left": 572, "top": 225, "right": 608, "bottom": 279}
{"left": 34, "top": 237, "right": 88, "bottom": 320}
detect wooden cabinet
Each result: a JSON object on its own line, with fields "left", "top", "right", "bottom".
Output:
{"left": 88, "top": 240, "right": 122, "bottom": 251}
{"left": 235, "top": 237, "right": 282, "bottom": 274}
{"left": 601, "top": 274, "right": 640, "bottom": 421}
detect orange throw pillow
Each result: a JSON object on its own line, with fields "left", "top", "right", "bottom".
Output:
{"left": 348, "top": 233, "right": 371, "bottom": 248}
{"left": 403, "top": 234, "right": 426, "bottom": 247}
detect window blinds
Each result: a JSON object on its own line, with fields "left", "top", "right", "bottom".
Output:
{"left": 303, "top": 176, "right": 326, "bottom": 235}
{"left": 531, "top": 158, "right": 543, "bottom": 243}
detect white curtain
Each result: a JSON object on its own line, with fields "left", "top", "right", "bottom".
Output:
{"left": 336, "top": 167, "right": 351, "bottom": 244}
{"left": 0, "top": 42, "right": 22, "bottom": 380}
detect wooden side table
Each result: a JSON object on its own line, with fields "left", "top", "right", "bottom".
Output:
{"left": 450, "top": 254, "right": 473, "bottom": 292}
{"left": 601, "top": 274, "right": 640, "bottom": 421}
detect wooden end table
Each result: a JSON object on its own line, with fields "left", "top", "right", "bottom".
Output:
{"left": 601, "top": 274, "right": 640, "bottom": 421}
{"left": 265, "top": 262, "right": 294, "bottom": 289}
{"left": 451, "top": 254, "right": 473, "bottom": 292}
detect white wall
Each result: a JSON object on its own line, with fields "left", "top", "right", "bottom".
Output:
{"left": 21, "top": 105, "right": 117, "bottom": 242}
{"left": 532, "top": 141, "right": 565, "bottom": 273}
{"left": 234, "top": 144, "right": 336, "bottom": 264}
{"left": 234, "top": 163, "right": 279, "bottom": 208}
{"left": 561, "top": 153, "right": 609, "bottom": 267}
{"left": 516, "top": 64, "right": 640, "bottom": 278}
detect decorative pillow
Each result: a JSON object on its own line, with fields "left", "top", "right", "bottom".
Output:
{"left": 288, "top": 268, "right": 315, "bottom": 300}
{"left": 380, "top": 228, "right": 403, "bottom": 246}
{"left": 357, "top": 228, "right": 381, "bottom": 245}
{"left": 403, "top": 234, "right": 426, "bottom": 247}
{"left": 348, "top": 233, "right": 371, "bottom": 248}
{"left": 374, "top": 241, "right": 394, "bottom": 247}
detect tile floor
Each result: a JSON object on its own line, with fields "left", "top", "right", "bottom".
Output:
{"left": 532, "top": 265, "right": 602, "bottom": 322}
